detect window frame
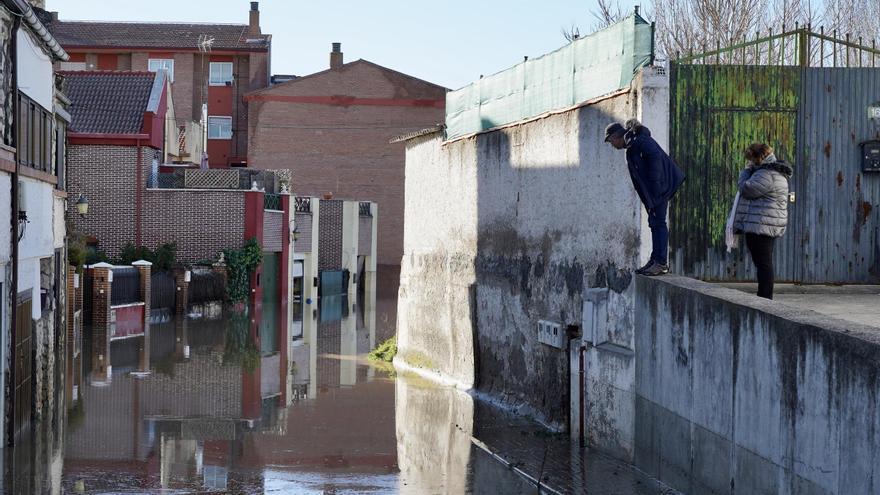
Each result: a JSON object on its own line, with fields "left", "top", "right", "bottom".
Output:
{"left": 208, "top": 62, "right": 234, "bottom": 86}
{"left": 147, "top": 58, "right": 175, "bottom": 83}
{"left": 207, "top": 116, "right": 233, "bottom": 140}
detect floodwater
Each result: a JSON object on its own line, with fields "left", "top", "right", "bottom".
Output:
{"left": 57, "top": 267, "right": 672, "bottom": 494}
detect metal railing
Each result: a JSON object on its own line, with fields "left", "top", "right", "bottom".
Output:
{"left": 264, "top": 193, "right": 282, "bottom": 211}
{"left": 188, "top": 271, "right": 226, "bottom": 304}
{"left": 359, "top": 202, "right": 372, "bottom": 217}
{"left": 149, "top": 169, "right": 280, "bottom": 192}
{"left": 111, "top": 267, "right": 141, "bottom": 306}
{"left": 674, "top": 26, "right": 880, "bottom": 68}
{"left": 150, "top": 272, "right": 177, "bottom": 312}
{"left": 294, "top": 197, "right": 311, "bottom": 213}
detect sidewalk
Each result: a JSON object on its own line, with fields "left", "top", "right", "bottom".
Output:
{"left": 720, "top": 283, "right": 880, "bottom": 329}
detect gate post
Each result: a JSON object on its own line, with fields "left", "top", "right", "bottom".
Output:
{"left": 89, "top": 263, "right": 113, "bottom": 383}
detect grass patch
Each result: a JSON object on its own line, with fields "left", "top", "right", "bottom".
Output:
{"left": 368, "top": 336, "right": 397, "bottom": 363}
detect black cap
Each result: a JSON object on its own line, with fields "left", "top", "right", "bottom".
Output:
{"left": 604, "top": 122, "right": 625, "bottom": 142}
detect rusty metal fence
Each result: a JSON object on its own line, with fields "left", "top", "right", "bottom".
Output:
{"left": 670, "top": 28, "right": 880, "bottom": 283}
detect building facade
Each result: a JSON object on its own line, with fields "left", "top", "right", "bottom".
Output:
{"left": 246, "top": 45, "right": 446, "bottom": 266}
{"left": 0, "top": 0, "right": 69, "bottom": 492}
{"left": 42, "top": 2, "right": 271, "bottom": 168}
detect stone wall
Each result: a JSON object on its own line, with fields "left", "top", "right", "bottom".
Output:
{"left": 631, "top": 275, "right": 880, "bottom": 495}
{"left": 397, "top": 69, "right": 667, "bottom": 428}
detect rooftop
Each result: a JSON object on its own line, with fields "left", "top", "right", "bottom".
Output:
{"left": 62, "top": 71, "right": 162, "bottom": 134}
{"left": 45, "top": 20, "right": 269, "bottom": 51}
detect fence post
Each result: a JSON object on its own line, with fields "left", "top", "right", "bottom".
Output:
{"left": 66, "top": 267, "right": 78, "bottom": 405}
{"left": 90, "top": 263, "right": 113, "bottom": 383}
{"left": 133, "top": 261, "right": 152, "bottom": 323}
{"left": 175, "top": 269, "right": 191, "bottom": 317}
{"left": 133, "top": 261, "right": 153, "bottom": 373}
{"left": 799, "top": 28, "right": 810, "bottom": 67}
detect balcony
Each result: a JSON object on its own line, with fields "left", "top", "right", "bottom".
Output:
{"left": 149, "top": 168, "right": 282, "bottom": 192}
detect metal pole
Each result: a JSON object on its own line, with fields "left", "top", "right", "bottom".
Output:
{"left": 820, "top": 26, "right": 825, "bottom": 67}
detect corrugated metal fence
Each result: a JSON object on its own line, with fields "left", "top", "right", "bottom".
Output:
{"left": 670, "top": 30, "right": 880, "bottom": 283}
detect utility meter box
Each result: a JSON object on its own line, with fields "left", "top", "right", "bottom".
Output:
{"left": 862, "top": 140, "right": 880, "bottom": 172}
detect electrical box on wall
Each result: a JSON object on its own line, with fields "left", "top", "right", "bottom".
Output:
{"left": 861, "top": 140, "right": 880, "bottom": 173}
{"left": 537, "top": 320, "right": 566, "bottom": 349}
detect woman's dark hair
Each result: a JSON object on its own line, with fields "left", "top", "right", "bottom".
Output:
{"left": 744, "top": 143, "right": 774, "bottom": 164}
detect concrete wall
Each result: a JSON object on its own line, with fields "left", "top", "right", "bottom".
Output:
{"left": 630, "top": 275, "right": 880, "bottom": 495}
{"left": 397, "top": 70, "right": 667, "bottom": 428}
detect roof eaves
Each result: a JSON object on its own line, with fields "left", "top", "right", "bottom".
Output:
{"left": 3, "top": 0, "right": 68, "bottom": 60}
{"left": 389, "top": 124, "right": 445, "bottom": 143}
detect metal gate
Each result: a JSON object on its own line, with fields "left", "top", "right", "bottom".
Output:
{"left": 13, "top": 292, "right": 33, "bottom": 492}
{"left": 670, "top": 28, "right": 880, "bottom": 283}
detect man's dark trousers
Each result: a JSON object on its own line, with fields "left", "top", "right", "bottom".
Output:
{"left": 648, "top": 200, "right": 669, "bottom": 264}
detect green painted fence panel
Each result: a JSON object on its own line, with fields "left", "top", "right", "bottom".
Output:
{"left": 445, "top": 13, "right": 654, "bottom": 140}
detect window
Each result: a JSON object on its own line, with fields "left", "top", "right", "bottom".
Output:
{"left": 207, "top": 116, "right": 232, "bottom": 140}
{"left": 148, "top": 59, "right": 174, "bottom": 82}
{"left": 209, "top": 62, "right": 234, "bottom": 85}
{"left": 16, "top": 92, "right": 54, "bottom": 173}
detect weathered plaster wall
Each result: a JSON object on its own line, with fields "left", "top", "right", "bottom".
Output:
{"left": 398, "top": 71, "right": 668, "bottom": 428}
{"left": 633, "top": 275, "right": 880, "bottom": 495}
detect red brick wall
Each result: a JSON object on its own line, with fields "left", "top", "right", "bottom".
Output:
{"left": 142, "top": 189, "right": 247, "bottom": 263}
{"left": 68, "top": 143, "right": 249, "bottom": 262}
{"left": 247, "top": 62, "right": 446, "bottom": 265}
{"left": 67, "top": 144, "right": 139, "bottom": 257}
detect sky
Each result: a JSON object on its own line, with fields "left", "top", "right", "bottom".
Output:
{"left": 45, "top": 0, "right": 639, "bottom": 90}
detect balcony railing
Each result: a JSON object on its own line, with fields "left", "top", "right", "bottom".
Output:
{"left": 264, "top": 193, "right": 282, "bottom": 211}
{"left": 294, "top": 197, "right": 311, "bottom": 213}
{"left": 149, "top": 168, "right": 280, "bottom": 192}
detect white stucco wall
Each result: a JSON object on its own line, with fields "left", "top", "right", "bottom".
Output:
{"left": 16, "top": 28, "right": 53, "bottom": 111}
{"left": 0, "top": 172, "right": 11, "bottom": 264}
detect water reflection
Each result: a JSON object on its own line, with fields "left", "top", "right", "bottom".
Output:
{"left": 62, "top": 271, "right": 396, "bottom": 493}
{"left": 61, "top": 267, "right": 664, "bottom": 494}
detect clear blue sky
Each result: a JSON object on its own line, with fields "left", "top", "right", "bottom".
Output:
{"left": 46, "top": 0, "right": 640, "bottom": 90}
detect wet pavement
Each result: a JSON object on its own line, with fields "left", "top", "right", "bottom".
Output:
{"left": 60, "top": 266, "right": 675, "bottom": 494}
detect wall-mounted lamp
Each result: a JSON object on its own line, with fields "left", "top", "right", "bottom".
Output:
{"left": 76, "top": 193, "right": 89, "bottom": 216}
{"left": 184, "top": 270, "right": 192, "bottom": 283}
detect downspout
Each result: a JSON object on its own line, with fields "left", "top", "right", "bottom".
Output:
{"left": 135, "top": 140, "right": 142, "bottom": 247}
{"left": 7, "top": 13, "right": 19, "bottom": 451}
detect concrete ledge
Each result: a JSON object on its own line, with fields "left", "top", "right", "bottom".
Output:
{"left": 645, "top": 275, "right": 880, "bottom": 350}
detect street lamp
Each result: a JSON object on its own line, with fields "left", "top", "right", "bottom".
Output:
{"left": 76, "top": 193, "right": 89, "bottom": 217}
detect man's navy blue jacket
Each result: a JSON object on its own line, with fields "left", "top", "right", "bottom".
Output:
{"left": 624, "top": 125, "right": 686, "bottom": 210}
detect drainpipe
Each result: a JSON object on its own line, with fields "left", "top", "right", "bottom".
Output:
{"left": 579, "top": 344, "right": 586, "bottom": 448}
{"left": 7, "top": 13, "right": 20, "bottom": 451}
{"left": 135, "top": 140, "right": 142, "bottom": 247}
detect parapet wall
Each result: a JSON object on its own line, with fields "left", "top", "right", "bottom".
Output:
{"left": 632, "top": 275, "right": 880, "bottom": 494}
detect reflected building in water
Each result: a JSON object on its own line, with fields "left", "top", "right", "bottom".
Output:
{"left": 62, "top": 272, "right": 380, "bottom": 493}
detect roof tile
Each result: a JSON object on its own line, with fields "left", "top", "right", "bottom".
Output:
{"left": 62, "top": 71, "right": 158, "bottom": 134}
{"left": 47, "top": 21, "right": 269, "bottom": 51}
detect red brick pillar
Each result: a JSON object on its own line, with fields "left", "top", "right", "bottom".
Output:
{"left": 133, "top": 261, "right": 152, "bottom": 322}
{"left": 133, "top": 261, "right": 152, "bottom": 373}
{"left": 174, "top": 269, "right": 190, "bottom": 317}
{"left": 244, "top": 190, "right": 265, "bottom": 311}
{"left": 174, "top": 318, "right": 189, "bottom": 360}
{"left": 90, "top": 263, "right": 113, "bottom": 382}
{"left": 65, "top": 267, "right": 77, "bottom": 405}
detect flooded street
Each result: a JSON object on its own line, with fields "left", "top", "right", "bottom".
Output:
{"left": 60, "top": 267, "right": 669, "bottom": 494}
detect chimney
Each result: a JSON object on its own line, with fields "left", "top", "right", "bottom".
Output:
{"left": 330, "top": 42, "right": 343, "bottom": 70}
{"left": 248, "top": 2, "right": 261, "bottom": 37}
{"left": 50, "top": 11, "right": 58, "bottom": 21}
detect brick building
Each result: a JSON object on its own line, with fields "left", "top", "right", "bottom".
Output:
{"left": 42, "top": 2, "right": 270, "bottom": 168}
{"left": 246, "top": 44, "right": 447, "bottom": 266}
{"left": 64, "top": 70, "right": 172, "bottom": 257}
